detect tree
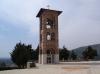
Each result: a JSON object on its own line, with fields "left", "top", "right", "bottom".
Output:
{"left": 10, "top": 42, "right": 35, "bottom": 68}
{"left": 59, "top": 46, "right": 70, "bottom": 61}
{"left": 70, "top": 50, "right": 77, "bottom": 60}
{"left": 82, "top": 46, "right": 97, "bottom": 60}
{"left": 31, "top": 45, "right": 39, "bottom": 61}
{"left": 35, "top": 45, "right": 39, "bottom": 61}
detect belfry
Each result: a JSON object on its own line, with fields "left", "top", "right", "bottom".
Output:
{"left": 36, "top": 8, "right": 62, "bottom": 64}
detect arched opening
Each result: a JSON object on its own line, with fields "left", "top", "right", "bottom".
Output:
{"left": 46, "top": 18, "right": 53, "bottom": 29}
{"left": 51, "top": 32, "right": 55, "bottom": 40}
{"left": 47, "top": 49, "right": 55, "bottom": 64}
{"left": 46, "top": 32, "right": 51, "bottom": 40}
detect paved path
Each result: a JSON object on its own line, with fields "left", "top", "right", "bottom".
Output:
{"left": 0, "top": 63, "right": 100, "bottom": 74}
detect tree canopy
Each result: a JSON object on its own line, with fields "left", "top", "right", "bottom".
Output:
{"left": 82, "top": 46, "right": 97, "bottom": 60}
{"left": 70, "top": 50, "right": 77, "bottom": 60}
{"left": 10, "top": 42, "right": 35, "bottom": 68}
{"left": 59, "top": 46, "right": 70, "bottom": 61}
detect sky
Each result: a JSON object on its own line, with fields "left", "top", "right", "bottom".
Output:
{"left": 0, "top": 0, "right": 100, "bottom": 58}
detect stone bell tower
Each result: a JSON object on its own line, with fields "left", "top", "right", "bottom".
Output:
{"left": 36, "top": 8, "right": 62, "bottom": 64}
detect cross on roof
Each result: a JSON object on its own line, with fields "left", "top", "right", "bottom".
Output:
{"left": 47, "top": 5, "right": 50, "bottom": 9}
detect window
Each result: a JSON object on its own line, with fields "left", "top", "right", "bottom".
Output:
{"left": 47, "top": 35, "right": 51, "bottom": 40}
{"left": 46, "top": 24, "right": 51, "bottom": 29}
{"left": 46, "top": 32, "right": 55, "bottom": 41}
{"left": 51, "top": 32, "right": 55, "bottom": 40}
{"left": 47, "top": 49, "right": 51, "bottom": 54}
{"left": 46, "top": 18, "right": 53, "bottom": 29}
{"left": 51, "top": 33, "right": 55, "bottom": 37}
{"left": 46, "top": 32, "right": 51, "bottom": 40}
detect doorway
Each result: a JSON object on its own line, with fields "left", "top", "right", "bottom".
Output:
{"left": 47, "top": 49, "right": 54, "bottom": 64}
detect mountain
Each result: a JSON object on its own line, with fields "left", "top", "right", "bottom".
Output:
{"left": 73, "top": 44, "right": 100, "bottom": 60}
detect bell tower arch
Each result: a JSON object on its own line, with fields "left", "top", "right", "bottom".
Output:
{"left": 36, "top": 8, "right": 62, "bottom": 64}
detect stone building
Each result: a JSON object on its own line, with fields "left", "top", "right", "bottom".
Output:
{"left": 36, "top": 8, "right": 62, "bottom": 64}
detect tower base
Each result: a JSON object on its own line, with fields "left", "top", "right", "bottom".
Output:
{"left": 39, "top": 54, "right": 59, "bottom": 64}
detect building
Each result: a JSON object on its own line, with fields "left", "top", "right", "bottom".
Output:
{"left": 36, "top": 8, "right": 62, "bottom": 64}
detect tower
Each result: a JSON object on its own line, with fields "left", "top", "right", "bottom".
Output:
{"left": 36, "top": 8, "right": 62, "bottom": 64}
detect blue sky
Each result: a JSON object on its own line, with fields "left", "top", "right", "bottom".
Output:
{"left": 0, "top": 0, "right": 100, "bottom": 58}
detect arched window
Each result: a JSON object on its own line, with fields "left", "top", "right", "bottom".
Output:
{"left": 51, "top": 33, "right": 55, "bottom": 37}
{"left": 46, "top": 18, "right": 53, "bottom": 29}
{"left": 46, "top": 24, "right": 51, "bottom": 29}
{"left": 46, "top": 32, "right": 51, "bottom": 40}
{"left": 51, "top": 32, "right": 55, "bottom": 40}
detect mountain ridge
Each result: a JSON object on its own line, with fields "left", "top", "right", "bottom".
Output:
{"left": 73, "top": 44, "right": 100, "bottom": 60}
